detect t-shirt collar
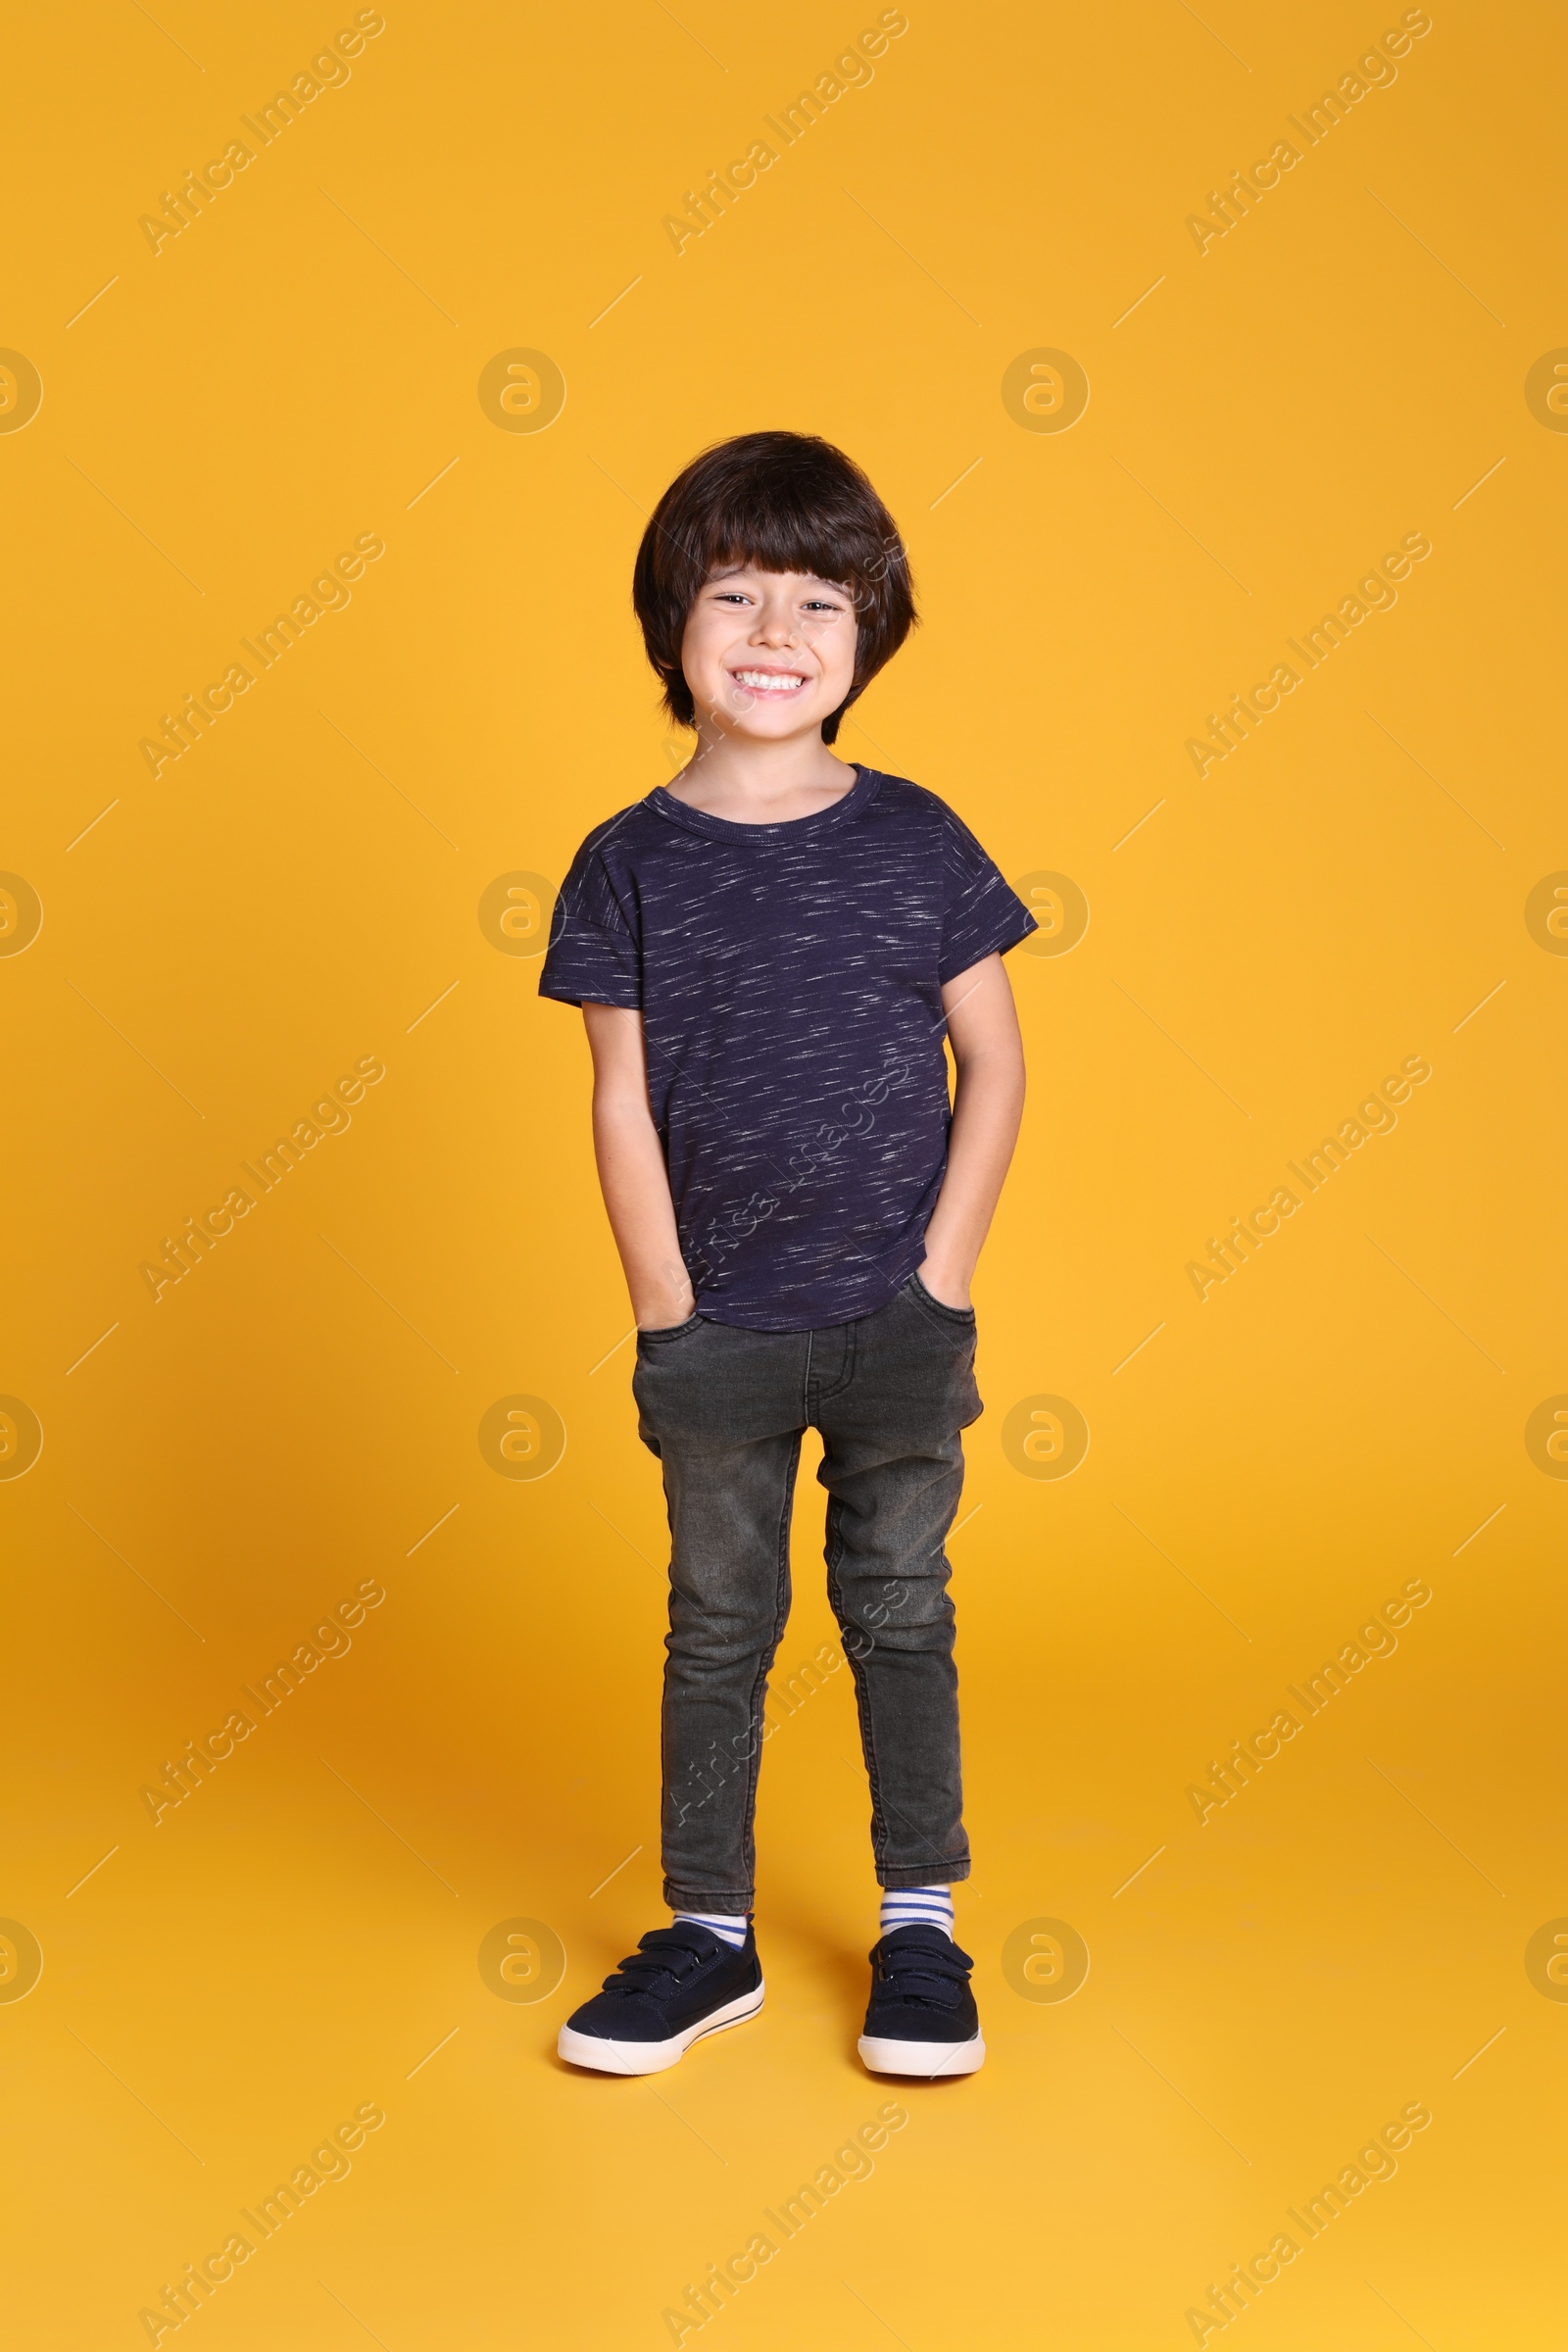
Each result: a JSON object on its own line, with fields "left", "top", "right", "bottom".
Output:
{"left": 648, "top": 761, "right": 880, "bottom": 842}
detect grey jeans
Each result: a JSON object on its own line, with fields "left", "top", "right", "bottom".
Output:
{"left": 631, "top": 1270, "right": 982, "bottom": 1914}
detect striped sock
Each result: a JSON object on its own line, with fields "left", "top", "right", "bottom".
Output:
{"left": 673, "top": 1910, "right": 748, "bottom": 1950}
{"left": 880, "top": 1885, "right": 955, "bottom": 1939}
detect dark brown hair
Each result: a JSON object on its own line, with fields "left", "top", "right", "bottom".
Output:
{"left": 631, "top": 430, "right": 916, "bottom": 745}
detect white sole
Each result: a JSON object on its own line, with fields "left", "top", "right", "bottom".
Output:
{"left": 558, "top": 1982, "right": 764, "bottom": 2075}
{"left": 858, "top": 2032, "right": 986, "bottom": 2079}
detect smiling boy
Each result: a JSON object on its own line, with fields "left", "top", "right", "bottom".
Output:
{"left": 541, "top": 431, "right": 1034, "bottom": 2078}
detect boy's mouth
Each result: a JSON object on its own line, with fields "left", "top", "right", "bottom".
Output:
{"left": 729, "top": 667, "right": 808, "bottom": 696}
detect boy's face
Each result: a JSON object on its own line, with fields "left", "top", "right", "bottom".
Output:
{"left": 680, "top": 564, "right": 858, "bottom": 741}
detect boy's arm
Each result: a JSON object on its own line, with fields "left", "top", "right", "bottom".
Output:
{"left": 582, "top": 1004, "right": 697, "bottom": 1329}
{"left": 917, "top": 953, "right": 1027, "bottom": 1311}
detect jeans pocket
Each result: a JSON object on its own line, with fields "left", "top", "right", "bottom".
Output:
{"left": 637, "top": 1311, "right": 703, "bottom": 1346}
{"left": 905, "top": 1270, "right": 977, "bottom": 1332}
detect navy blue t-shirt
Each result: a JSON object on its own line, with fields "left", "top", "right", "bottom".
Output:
{"left": 539, "top": 765, "right": 1035, "bottom": 1331}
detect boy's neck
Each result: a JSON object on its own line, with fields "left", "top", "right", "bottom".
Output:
{"left": 668, "top": 728, "right": 857, "bottom": 823}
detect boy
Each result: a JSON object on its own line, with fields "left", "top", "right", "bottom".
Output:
{"left": 541, "top": 430, "right": 1033, "bottom": 2078}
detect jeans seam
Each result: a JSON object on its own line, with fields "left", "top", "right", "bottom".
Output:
{"left": 825, "top": 1494, "right": 892, "bottom": 1875}
{"left": 737, "top": 1433, "right": 801, "bottom": 1893}
{"left": 810, "top": 1317, "right": 858, "bottom": 1406}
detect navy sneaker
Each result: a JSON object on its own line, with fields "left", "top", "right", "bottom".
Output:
{"left": 858, "top": 1925, "right": 985, "bottom": 2077}
{"left": 558, "top": 1921, "right": 763, "bottom": 2075}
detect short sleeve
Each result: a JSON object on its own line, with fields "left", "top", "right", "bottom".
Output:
{"left": 938, "top": 811, "right": 1037, "bottom": 983}
{"left": 538, "top": 829, "right": 642, "bottom": 1008}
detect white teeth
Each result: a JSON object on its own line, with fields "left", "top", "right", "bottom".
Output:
{"left": 733, "top": 670, "right": 805, "bottom": 693}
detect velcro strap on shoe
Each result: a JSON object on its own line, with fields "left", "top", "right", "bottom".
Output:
{"left": 600, "top": 1929, "right": 709, "bottom": 1997}
{"left": 872, "top": 1935, "right": 973, "bottom": 2009}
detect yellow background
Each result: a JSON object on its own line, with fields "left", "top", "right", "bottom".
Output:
{"left": 5, "top": 0, "right": 1565, "bottom": 2342}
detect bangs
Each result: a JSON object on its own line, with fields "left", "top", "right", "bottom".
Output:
{"left": 702, "top": 514, "right": 862, "bottom": 600}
